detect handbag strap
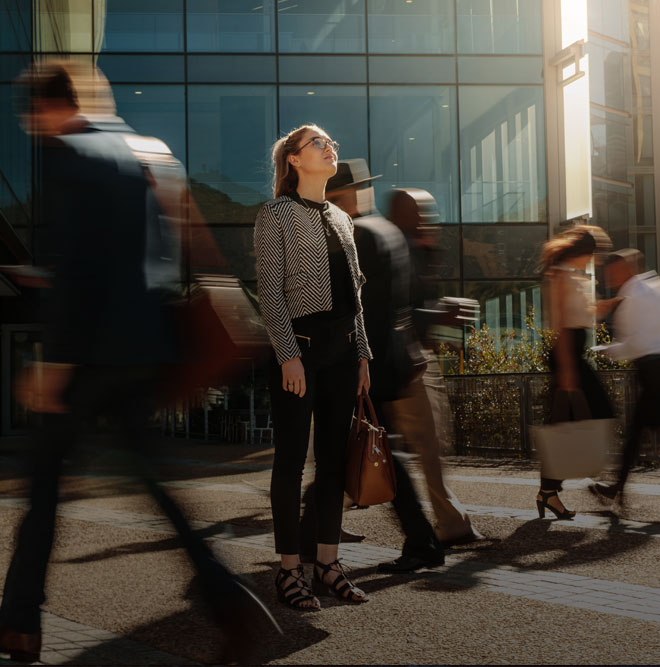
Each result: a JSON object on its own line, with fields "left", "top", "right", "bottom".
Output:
{"left": 551, "top": 389, "right": 592, "bottom": 422}
{"left": 360, "top": 389, "right": 381, "bottom": 429}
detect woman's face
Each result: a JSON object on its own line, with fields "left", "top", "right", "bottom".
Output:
{"left": 288, "top": 128, "right": 338, "bottom": 181}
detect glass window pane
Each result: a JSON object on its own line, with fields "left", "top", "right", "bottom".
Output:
{"left": 634, "top": 174, "right": 655, "bottom": 229}
{"left": 102, "top": 0, "right": 184, "bottom": 52}
{"left": 278, "top": 0, "right": 366, "bottom": 54}
{"left": 188, "top": 85, "right": 277, "bottom": 216}
{"left": 188, "top": 55, "right": 276, "bottom": 83}
{"left": 462, "top": 225, "right": 546, "bottom": 279}
{"left": 97, "top": 55, "right": 185, "bottom": 82}
{"left": 459, "top": 86, "right": 547, "bottom": 223}
{"left": 279, "top": 85, "right": 368, "bottom": 164}
{"left": 0, "top": 54, "right": 30, "bottom": 84}
{"left": 587, "top": 0, "right": 629, "bottom": 43}
{"left": 587, "top": 37, "right": 629, "bottom": 111}
{"left": 590, "top": 108, "right": 632, "bottom": 182}
{"left": 34, "top": 0, "right": 93, "bottom": 52}
{"left": 367, "top": 0, "right": 454, "bottom": 54}
{"left": 187, "top": 0, "right": 275, "bottom": 53}
{"left": 368, "top": 56, "right": 456, "bottom": 84}
{"left": 464, "top": 280, "right": 540, "bottom": 336}
{"left": 591, "top": 180, "right": 633, "bottom": 250}
{"left": 1, "top": 0, "right": 31, "bottom": 51}
{"left": 279, "top": 56, "right": 366, "bottom": 83}
{"left": 370, "top": 86, "right": 458, "bottom": 223}
{"left": 457, "top": 0, "right": 542, "bottom": 55}
{"left": 458, "top": 56, "right": 543, "bottom": 84}
{"left": 112, "top": 85, "right": 186, "bottom": 165}
{"left": 0, "top": 84, "right": 31, "bottom": 234}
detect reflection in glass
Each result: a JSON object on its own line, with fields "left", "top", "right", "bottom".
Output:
{"left": 367, "top": 0, "right": 454, "bottom": 54}
{"left": 457, "top": 0, "right": 542, "bottom": 54}
{"left": 188, "top": 85, "right": 276, "bottom": 217}
{"left": 278, "top": 0, "right": 365, "bottom": 53}
{"left": 187, "top": 0, "right": 274, "bottom": 53}
{"left": 1, "top": 1, "right": 31, "bottom": 51}
{"left": 279, "top": 56, "right": 366, "bottom": 83}
{"left": 279, "top": 85, "right": 368, "bottom": 164}
{"left": 102, "top": 0, "right": 184, "bottom": 52}
{"left": 591, "top": 180, "right": 633, "bottom": 251}
{"left": 590, "top": 108, "right": 632, "bottom": 182}
{"left": 370, "top": 86, "right": 458, "bottom": 223}
{"left": 112, "top": 85, "right": 186, "bottom": 165}
{"left": 464, "top": 281, "right": 541, "bottom": 339}
{"left": 33, "top": 0, "right": 96, "bottom": 52}
{"left": 458, "top": 56, "right": 542, "bottom": 84}
{"left": 587, "top": 39, "right": 629, "bottom": 111}
{"left": 97, "top": 55, "right": 185, "bottom": 82}
{"left": 634, "top": 174, "right": 656, "bottom": 229}
{"left": 462, "top": 225, "right": 545, "bottom": 279}
{"left": 587, "top": 0, "right": 629, "bottom": 43}
{"left": 368, "top": 56, "right": 456, "bottom": 84}
{"left": 188, "top": 55, "right": 277, "bottom": 83}
{"left": 459, "top": 86, "right": 546, "bottom": 223}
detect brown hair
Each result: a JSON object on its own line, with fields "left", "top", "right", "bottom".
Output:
{"left": 271, "top": 124, "right": 324, "bottom": 198}
{"left": 539, "top": 224, "right": 612, "bottom": 272}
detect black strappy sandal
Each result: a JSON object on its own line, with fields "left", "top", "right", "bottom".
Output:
{"left": 536, "top": 490, "right": 576, "bottom": 520}
{"left": 313, "top": 559, "right": 369, "bottom": 604}
{"left": 275, "top": 565, "right": 321, "bottom": 610}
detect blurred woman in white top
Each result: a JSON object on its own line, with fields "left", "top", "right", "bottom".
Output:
{"left": 537, "top": 225, "right": 614, "bottom": 519}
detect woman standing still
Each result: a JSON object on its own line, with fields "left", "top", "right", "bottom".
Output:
{"left": 538, "top": 225, "right": 614, "bottom": 519}
{"left": 254, "top": 125, "right": 372, "bottom": 610}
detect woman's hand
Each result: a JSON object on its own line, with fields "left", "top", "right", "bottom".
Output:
{"left": 357, "top": 358, "right": 370, "bottom": 396}
{"left": 281, "top": 357, "right": 306, "bottom": 397}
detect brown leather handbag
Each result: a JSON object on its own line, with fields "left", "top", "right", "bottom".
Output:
{"left": 345, "top": 390, "right": 397, "bottom": 506}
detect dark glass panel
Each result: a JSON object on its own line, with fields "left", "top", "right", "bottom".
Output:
{"left": 279, "top": 85, "right": 368, "bottom": 163}
{"left": 368, "top": 56, "right": 456, "bottom": 84}
{"left": 459, "top": 85, "right": 547, "bottom": 222}
{"left": 278, "top": 0, "right": 365, "bottom": 54}
{"left": 0, "top": 84, "right": 31, "bottom": 214}
{"left": 188, "top": 85, "right": 276, "bottom": 217}
{"left": 112, "top": 85, "right": 186, "bottom": 165}
{"left": 0, "top": 53, "right": 30, "bottom": 83}
{"left": 458, "top": 56, "right": 543, "bottom": 84}
{"left": 457, "top": 0, "right": 542, "bottom": 55}
{"left": 370, "top": 86, "right": 458, "bottom": 223}
{"left": 462, "top": 225, "right": 546, "bottom": 280}
{"left": 279, "top": 56, "right": 366, "bottom": 83}
{"left": 97, "top": 55, "right": 185, "bottom": 82}
{"left": 187, "top": 0, "right": 275, "bottom": 53}
{"left": 1, "top": 0, "right": 31, "bottom": 51}
{"left": 188, "top": 55, "right": 276, "bottom": 83}
{"left": 102, "top": 0, "right": 184, "bottom": 52}
{"left": 367, "top": 0, "right": 454, "bottom": 54}
{"left": 590, "top": 108, "right": 632, "bottom": 182}
{"left": 591, "top": 179, "right": 633, "bottom": 251}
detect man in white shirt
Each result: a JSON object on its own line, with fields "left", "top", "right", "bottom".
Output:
{"left": 590, "top": 249, "right": 660, "bottom": 502}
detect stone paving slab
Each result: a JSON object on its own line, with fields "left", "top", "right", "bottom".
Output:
{"left": 0, "top": 609, "right": 196, "bottom": 666}
{"left": 3, "top": 494, "right": 660, "bottom": 630}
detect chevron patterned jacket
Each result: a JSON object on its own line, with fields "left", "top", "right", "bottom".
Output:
{"left": 254, "top": 194, "right": 373, "bottom": 365}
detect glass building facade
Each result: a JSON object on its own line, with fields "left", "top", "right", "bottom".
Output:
{"left": 0, "top": 1, "right": 659, "bottom": 427}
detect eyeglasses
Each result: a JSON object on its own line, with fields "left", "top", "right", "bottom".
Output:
{"left": 293, "top": 136, "right": 340, "bottom": 154}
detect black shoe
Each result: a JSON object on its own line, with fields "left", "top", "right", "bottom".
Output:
{"left": 377, "top": 551, "right": 445, "bottom": 574}
{"left": 588, "top": 482, "right": 621, "bottom": 504}
{"left": 536, "top": 490, "right": 576, "bottom": 520}
{"left": 436, "top": 529, "right": 486, "bottom": 550}
{"left": 340, "top": 527, "right": 366, "bottom": 543}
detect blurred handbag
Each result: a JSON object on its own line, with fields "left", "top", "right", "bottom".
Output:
{"left": 345, "top": 389, "right": 396, "bottom": 506}
{"left": 531, "top": 390, "right": 614, "bottom": 479}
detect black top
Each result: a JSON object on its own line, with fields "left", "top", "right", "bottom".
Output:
{"left": 289, "top": 192, "right": 356, "bottom": 327}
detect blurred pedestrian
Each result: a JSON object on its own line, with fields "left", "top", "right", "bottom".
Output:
{"left": 589, "top": 249, "right": 660, "bottom": 504}
{"left": 0, "top": 60, "right": 279, "bottom": 665}
{"left": 254, "top": 126, "right": 371, "bottom": 610}
{"left": 537, "top": 225, "right": 614, "bottom": 519}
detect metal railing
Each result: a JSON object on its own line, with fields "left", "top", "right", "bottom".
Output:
{"left": 444, "top": 370, "right": 659, "bottom": 461}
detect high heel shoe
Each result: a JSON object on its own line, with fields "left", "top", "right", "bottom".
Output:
{"left": 536, "top": 490, "right": 576, "bottom": 520}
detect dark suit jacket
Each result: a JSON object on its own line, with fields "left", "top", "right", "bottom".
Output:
{"left": 354, "top": 213, "right": 415, "bottom": 401}
{"left": 38, "top": 117, "right": 176, "bottom": 366}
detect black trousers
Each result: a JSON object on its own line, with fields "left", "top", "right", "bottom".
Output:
{"left": 541, "top": 329, "right": 614, "bottom": 491}
{"left": 618, "top": 355, "right": 660, "bottom": 487}
{"left": 269, "top": 316, "right": 358, "bottom": 555}
{"left": 0, "top": 366, "right": 238, "bottom": 634}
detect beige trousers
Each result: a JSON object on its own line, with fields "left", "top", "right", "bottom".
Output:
{"left": 383, "top": 358, "right": 474, "bottom": 542}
